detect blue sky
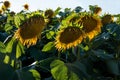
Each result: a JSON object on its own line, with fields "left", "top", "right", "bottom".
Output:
{"left": 0, "top": 0, "right": 120, "bottom": 14}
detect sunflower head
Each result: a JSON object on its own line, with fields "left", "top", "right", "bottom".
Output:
{"left": 3, "top": 0, "right": 11, "bottom": 9}
{"left": 79, "top": 15, "right": 102, "bottom": 40}
{"left": 93, "top": 7, "right": 102, "bottom": 15}
{"left": 102, "top": 14, "right": 114, "bottom": 25}
{"left": 1, "top": 5, "right": 6, "bottom": 11}
{"left": 14, "top": 15, "right": 45, "bottom": 47}
{"left": 55, "top": 26, "right": 84, "bottom": 51}
{"left": 23, "top": 4, "right": 29, "bottom": 10}
{"left": 0, "top": 9, "right": 2, "bottom": 14}
{"left": 45, "top": 9, "right": 54, "bottom": 18}
{"left": 10, "top": 11, "right": 15, "bottom": 16}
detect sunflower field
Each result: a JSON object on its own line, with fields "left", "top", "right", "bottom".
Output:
{"left": 1, "top": 1, "right": 120, "bottom": 80}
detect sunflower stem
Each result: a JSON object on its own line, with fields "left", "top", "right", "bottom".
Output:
{"left": 58, "top": 51, "right": 61, "bottom": 59}
{"left": 72, "top": 47, "right": 77, "bottom": 56}
{"left": 77, "top": 46, "right": 81, "bottom": 60}
{"left": 66, "top": 51, "right": 69, "bottom": 62}
{"left": 73, "top": 46, "right": 80, "bottom": 60}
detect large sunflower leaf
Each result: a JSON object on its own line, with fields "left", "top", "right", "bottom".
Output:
{"left": 0, "top": 36, "right": 25, "bottom": 65}
{"left": 0, "top": 15, "right": 7, "bottom": 21}
{"left": 4, "top": 36, "right": 16, "bottom": 53}
{"left": 0, "top": 41, "right": 6, "bottom": 53}
{"left": 0, "top": 62, "right": 14, "bottom": 80}
{"left": 4, "top": 23, "right": 13, "bottom": 33}
{"left": 14, "top": 69, "right": 41, "bottom": 80}
{"left": 14, "top": 15, "right": 21, "bottom": 28}
{"left": 92, "top": 32, "right": 110, "bottom": 49}
{"left": 36, "top": 57, "right": 56, "bottom": 71}
{"left": 50, "top": 60, "right": 69, "bottom": 80}
{"left": 42, "top": 42, "right": 55, "bottom": 52}
{"left": 14, "top": 14, "right": 25, "bottom": 28}
{"left": 106, "top": 60, "right": 120, "bottom": 75}
{"left": 0, "top": 32, "right": 8, "bottom": 42}
{"left": 29, "top": 69, "right": 41, "bottom": 80}
{"left": 46, "top": 31, "right": 55, "bottom": 39}
{"left": 50, "top": 60, "right": 89, "bottom": 80}
{"left": 0, "top": 36, "right": 14, "bottom": 54}
{"left": 92, "top": 50, "right": 114, "bottom": 60}
{"left": 66, "top": 61, "right": 89, "bottom": 78}
{"left": 54, "top": 7, "right": 61, "bottom": 16}
{"left": 7, "top": 15, "right": 14, "bottom": 22}
{"left": 1, "top": 37, "right": 17, "bottom": 65}
{"left": 16, "top": 41, "right": 25, "bottom": 58}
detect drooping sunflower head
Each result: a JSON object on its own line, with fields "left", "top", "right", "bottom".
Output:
{"left": 23, "top": 4, "right": 29, "bottom": 10}
{"left": 55, "top": 26, "right": 84, "bottom": 51}
{"left": 3, "top": 0, "right": 11, "bottom": 9}
{"left": 10, "top": 11, "right": 16, "bottom": 16}
{"left": 0, "top": 9, "right": 2, "bottom": 14}
{"left": 45, "top": 9, "right": 54, "bottom": 18}
{"left": 14, "top": 15, "right": 45, "bottom": 47}
{"left": 79, "top": 15, "right": 102, "bottom": 40}
{"left": 101, "top": 14, "right": 114, "bottom": 25}
{"left": 93, "top": 7, "right": 102, "bottom": 15}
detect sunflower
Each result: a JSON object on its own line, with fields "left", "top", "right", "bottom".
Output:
{"left": 93, "top": 7, "right": 102, "bottom": 16}
{"left": 3, "top": 0, "right": 11, "bottom": 9}
{"left": 23, "top": 4, "right": 29, "bottom": 10}
{"left": 1, "top": 5, "right": 6, "bottom": 11}
{"left": 101, "top": 14, "right": 114, "bottom": 25}
{"left": 45, "top": 9, "right": 54, "bottom": 18}
{"left": 79, "top": 15, "right": 102, "bottom": 40}
{"left": 0, "top": 9, "right": 2, "bottom": 14}
{"left": 55, "top": 27, "right": 84, "bottom": 51}
{"left": 14, "top": 15, "right": 45, "bottom": 47}
{"left": 10, "top": 11, "right": 15, "bottom": 16}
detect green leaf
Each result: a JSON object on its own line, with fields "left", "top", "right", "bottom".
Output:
{"left": 106, "top": 60, "right": 120, "bottom": 75}
{"left": 14, "top": 15, "right": 21, "bottom": 28}
{"left": 0, "top": 41, "right": 6, "bottom": 53}
{"left": 29, "top": 69, "right": 41, "bottom": 80}
{"left": 15, "top": 69, "right": 41, "bottom": 80}
{"left": 3, "top": 55, "right": 10, "bottom": 64}
{"left": 46, "top": 31, "right": 55, "bottom": 39}
{"left": 50, "top": 60, "right": 69, "bottom": 80}
{"left": 0, "top": 32, "right": 8, "bottom": 42}
{"left": 54, "top": 7, "right": 61, "bottom": 16}
{"left": 14, "top": 14, "right": 25, "bottom": 28}
{"left": 0, "top": 41, "right": 5, "bottom": 47}
{"left": 29, "top": 47, "right": 43, "bottom": 60}
{"left": 5, "top": 37, "right": 16, "bottom": 53}
{"left": 67, "top": 61, "right": 89, "bottom": 78}
{"left": 50, "top": 60, "right": 88, "bottom": 80}
{"left": 0, "top": 53, "right": 6, "bottom": 62}
{"left": 7, "top": 15, "right": 14, "bottom": 23}
{"left": 4, "top": 36, "right": 25, "bottom": 59}
{"left": 37, "top": 57, "right": 56, "bottom": 71}
{"left": 0, "top": 36, "right": 25, "bottom": 65}
{"left": 42, "top": 42, "right": 55, "bottom": 52}
{"left": 92, "top": 50, "right": 114, "bottom": 60}
{"left": 92, "top": 32, "right": 110, "bottom": 49}
{"left": 4, "top": 23, "right": 13, "bottom": 32}
{"left": 0, "top": 62, "right": 14, "bottom": 80}
{"left": 16, "top": 41, "right": 25, "bottom": 58}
